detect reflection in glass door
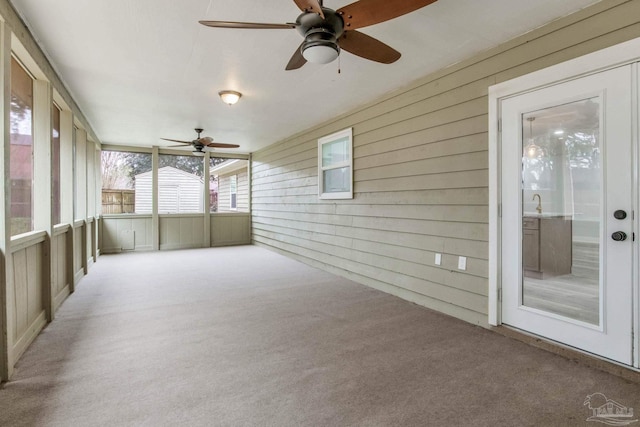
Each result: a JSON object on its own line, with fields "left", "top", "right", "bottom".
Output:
{"left": 521, "top": 98, "right": 600, "bottom": 325}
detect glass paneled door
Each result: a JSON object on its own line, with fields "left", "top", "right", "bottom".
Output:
{"left": 500, "top": 65, "right": 634, "bottom": 365}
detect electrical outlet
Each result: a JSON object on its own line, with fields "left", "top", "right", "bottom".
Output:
{"left": 458, "top": 256, "right": 467, "bottom": 270}
{"left": 435, "top": 253, "right": 442, "bottom": 265}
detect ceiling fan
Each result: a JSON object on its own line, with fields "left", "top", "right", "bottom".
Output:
{"left": 161, "top": 128, "right": 240, "bottom": 156}
{"left": 199, "top": 0, "right": 437, "bottom": 70}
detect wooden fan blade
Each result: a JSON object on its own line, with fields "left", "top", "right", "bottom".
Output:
{"left": 199, "top": 20, "right": 297, "bottom": 30}
{"left": 204, "top": 142, "right": 240, "bottom": 149}
{"left": 198, "top": 137, "right": 214, "bottom": 144}
{"left": 339, "top": 31, "right": 400, "bottom": 64}
{"left": 161, "top": 138, "right": 191, "bottom": 144}
{"left": 337, "top": 0, "right": 437, "bottom": 30}
{"left": 168, "top": 144, "right": 189, "bottom": 148}
{"left": 293, "top": 0, "right": 325, "bottom": 19}
{"left": 286, "top": 43, "right": 307, "bottom": 70}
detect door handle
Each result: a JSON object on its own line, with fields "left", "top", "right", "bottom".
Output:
{"left": 614, "top": 210, "right": 627, "bottom": 220}
{"left": 611, "top": 231, "right": 627, "bottom": 241}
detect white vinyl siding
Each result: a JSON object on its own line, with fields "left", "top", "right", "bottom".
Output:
{"left": 135, "top": 166, "right": 203, "bottom": 214}
{"left": 251, "top": 0, "right": 640, "bottom": 327}
{"left": 230, "top": 175, "right": 237, "bottom": 210}
{"left": 218, "top": 170, "right": 249, "bottom": 212}
{"left": 134, "top": 171, "right": 152, "bottom": 213}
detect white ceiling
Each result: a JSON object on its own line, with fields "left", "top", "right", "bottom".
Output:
{"left": 10, "top": 0, "right": 601, "bottom": 154}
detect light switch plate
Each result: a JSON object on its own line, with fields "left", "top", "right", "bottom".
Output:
{"left": 435, "top": 253, "right": 442, "bottom": 265}
{"left": 458, "top": 256, "right": 467, "bottom": 270}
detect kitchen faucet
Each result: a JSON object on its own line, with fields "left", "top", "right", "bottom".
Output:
{"left": 533, "top": 194, "right": 542, "bottom": 214}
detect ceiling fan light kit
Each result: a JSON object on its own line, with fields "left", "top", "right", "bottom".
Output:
{"left": 302, "top": 43, "right": 339, "bottom": 64}
{"left": 299, "top": 10, "right": 342, "bottom": 64}
{"left": 219, "top": 90, "right": 242, "bottom": 105}
{"left": 200, "top": 0, "right": 438, "bottom": 71}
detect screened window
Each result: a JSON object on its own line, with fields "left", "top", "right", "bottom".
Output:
{"left": 52, "top": 104, "right": 61, "bottom": 225}
{"left": 318, "top": 128, "right": 353, "bottom": 199}
{"left": 10, "top": 57, "right": 34, "bottom": 236}
{"left": 208, "top": 157, "right": 225, "bottom": 213}
{"left": 157, "top": 154, "right": 204, "bottom": 214}
{"left": 101, "top": 150, "right": 151, "bottom": 214}
{"left": 209, "top": 158, "right": 249, "bottom": 213}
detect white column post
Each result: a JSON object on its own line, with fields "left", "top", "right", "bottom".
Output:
{"left": 0, "top": 20, "right": 13, "bottom": 381}
{"left": 33, "top": 79, "right": 53, "bottom": 320}
{"left": 203, "top": 152, "right": 211, "bottom": 247}
{"left": 59, "top": 110, "right": 74, "bottom": 292}
{"left": 152, "top": 146, "right": 159, "bottom": 250}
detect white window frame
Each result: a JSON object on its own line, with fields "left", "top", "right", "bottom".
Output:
{"left": 318, "top": 127, "right": 353, "bottom": 200}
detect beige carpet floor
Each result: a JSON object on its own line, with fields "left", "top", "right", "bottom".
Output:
{"left": 0, "top": 245, "right": 639, "bottom": 426}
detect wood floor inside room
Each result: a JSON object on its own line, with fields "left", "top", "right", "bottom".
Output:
{"left": 523, "top": 241, "right": 600, "bottom": 325}
{"left": 523, "top": 274, "right": 599, "bottom": 324}
{"left": 0, "top": 245, "right": 638, "bottom": 426}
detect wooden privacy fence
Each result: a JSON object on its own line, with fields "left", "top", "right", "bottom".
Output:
{"left": 102, "top": 189, "right": 134, "bottom": 214}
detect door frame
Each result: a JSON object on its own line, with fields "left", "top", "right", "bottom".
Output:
{"left": 488, "top": 37, "right": 640, "bottom": 368}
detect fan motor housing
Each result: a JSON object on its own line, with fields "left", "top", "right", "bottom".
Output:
{"left": 297, "top": 8, "right": 344, "bottom": 62}
{"left": 296, "top": 8, "right": 344, "bottom": 40}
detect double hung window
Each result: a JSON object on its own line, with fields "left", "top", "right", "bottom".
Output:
{"left": 318, "top": 128, "right": 353, "bottom": 200}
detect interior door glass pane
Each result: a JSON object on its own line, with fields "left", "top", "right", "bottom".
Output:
{"left": 521, "top": 97, "right": 600, "bottom": 325}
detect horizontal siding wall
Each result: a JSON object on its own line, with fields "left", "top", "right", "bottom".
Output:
{"left": 218, "top": 176, "right": 231, "bottom": 211}
{"left": 237, "top": 171, "right": 249, "bottom": 212}
{"left": 251, "top": 0, "right": 640, "bottom": 326}
{"left": 218, "top": 171, "right": 249, "bottom": 212}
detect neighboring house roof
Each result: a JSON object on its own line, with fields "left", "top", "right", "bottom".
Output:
{"left": 210, "top": 159, "right": 248, "bottom": 176}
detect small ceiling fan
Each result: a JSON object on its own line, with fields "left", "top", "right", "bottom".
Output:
{"left": 162, "top": 128, "right": 240, "bottom": 156}
{"left": 200, "top": 0, "right": 437, "bottom": 70}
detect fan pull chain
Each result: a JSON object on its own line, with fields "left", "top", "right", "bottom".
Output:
{"left": 338, "top": 55, "right": 341, "bottom": 74}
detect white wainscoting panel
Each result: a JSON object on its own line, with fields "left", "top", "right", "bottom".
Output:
{"left": 100, "top": 215, "right": 153, "bottom": 253}
{"left": 211, "top": 213, "right": 251, "bottom": 246}
{"left": 159, "top": 214, "right": 206, "bottom": 250}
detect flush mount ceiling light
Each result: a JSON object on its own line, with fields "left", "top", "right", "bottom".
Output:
{"left": 219, "top": 90, "right": 242, "bottom": 105}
